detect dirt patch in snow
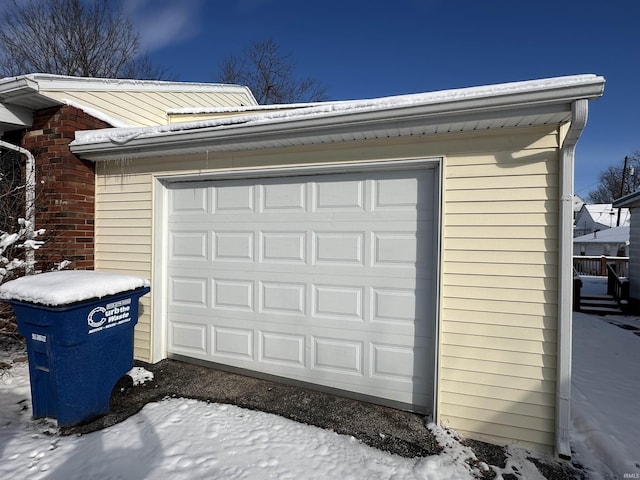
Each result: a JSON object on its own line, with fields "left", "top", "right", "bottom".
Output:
{"left": 2, "top": 339, "right": 588, "bottom": 478}
{"left": 63, "top": 357, "right": 441, "bottom": 458}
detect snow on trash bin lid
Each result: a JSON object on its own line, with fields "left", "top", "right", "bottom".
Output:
{"left": 0, "top": 271, "right": 150, "bottom": 306}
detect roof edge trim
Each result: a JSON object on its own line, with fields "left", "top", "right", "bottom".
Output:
{"left": 613, "top": 190, "right": 640, "bottom": 208}
{"left": 0, "top": 74, "right": 257, "bottom": 105}
{"left": 70, "top": 74, "right": 606, "bottom": 161}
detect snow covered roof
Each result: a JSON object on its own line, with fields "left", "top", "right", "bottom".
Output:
{"left": 70, "top": 74, "right": 606, "bottom": 161}
{"left": 0, "top": 73, "right": 258, "bottom": 131}
{"left": 166, "top": 102, "right": 324, "bottom": 115}
{"left": 613, "top": 189, "right": 640, "bottom": 208}
{"left": 579, "top": 204, "right": 630, "bottom": 228}
{"left": 0, "top": 73, "right": 256, "bottom": 102}
{"left": 573, "top": 225, "right": 630, "bottom": 244}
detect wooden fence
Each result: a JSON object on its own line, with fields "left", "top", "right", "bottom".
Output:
{"left": 573, "top": 256, "right": 629, "bottom": 278}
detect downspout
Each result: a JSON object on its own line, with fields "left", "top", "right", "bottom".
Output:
{"left": 557, "top": 99, "right": 588, "bottom": 458}
{"left": 0, "top": 139, "right": 36, "bottom": 275}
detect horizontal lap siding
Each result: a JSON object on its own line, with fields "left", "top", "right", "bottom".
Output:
{"left": 439, "top": 132, "right": 560, "bottom": 454}
{"left": 95, "top": 173, "right": 153, "bottom": 360}
{"left": 43, "top": 90, "right": 255, "bottom": 127}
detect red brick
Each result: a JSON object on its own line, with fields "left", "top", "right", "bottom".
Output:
{"left": 16, "top": 104, "right": 109, "bottom": 271}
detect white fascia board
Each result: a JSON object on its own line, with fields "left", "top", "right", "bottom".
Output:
{"left": 70, "top": 75, "right": 605, "bottom": 161}
{"left": 0, "top": 73, "right": 258, "bottom": 109}
{"left": 0, "top": 76, "right": 40, "bottom": 100}
{"left": 23, "top": 73, "right": 255, "bottom": 97}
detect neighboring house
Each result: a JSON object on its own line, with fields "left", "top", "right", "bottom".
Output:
{"left": 573, "top": 194, "right": 585, "bottom": 221}
{"left": 613, "top": 191, "right": 640, "bottom": 309}
{"left": 573, "top": 203, "right": 630, "bottom": 237}
{"left": 0, "top": 73, "right": 606, "bottom": 458}
{"left": 573, "top": 225, "right": 629, "bottom": 256}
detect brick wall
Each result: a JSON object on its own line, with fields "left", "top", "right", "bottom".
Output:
{"left": 18, "top": 105, "right": 110, "bottom": 271}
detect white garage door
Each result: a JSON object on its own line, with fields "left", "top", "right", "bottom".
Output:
{"left": 165, "top": 167, "right": 437, "bottom": 411}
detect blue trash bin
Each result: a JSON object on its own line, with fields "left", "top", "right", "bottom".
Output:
{"left": 1, "top": 272, "right": 150, "bottom": 427}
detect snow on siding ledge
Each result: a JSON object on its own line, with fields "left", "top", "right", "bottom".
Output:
{"left": 62, "top": 99, "right": 132, "bottom": 128}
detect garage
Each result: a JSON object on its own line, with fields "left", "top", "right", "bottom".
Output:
{"left": 68, "top": 74, "right": 606, "bottom": 453}
{"left": 164, "top": 165, "right": 439, "bottom": 411}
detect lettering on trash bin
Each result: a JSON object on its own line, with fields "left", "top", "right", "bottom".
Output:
{"left": 87, "top": 298, "right": 133, "bottom": 334}
{"left": 31, "top": 333, "right": 47, "bottom": 343}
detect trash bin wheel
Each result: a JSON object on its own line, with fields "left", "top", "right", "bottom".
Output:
{"left": 112, "top": 374, "right": 134, "bottom": 397}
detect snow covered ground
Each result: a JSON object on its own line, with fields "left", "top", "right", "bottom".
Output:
{"left": 0, "top": 278, "right": 638, "bottom": 479}
{"left": 571, "top": 279, "right": 640, "bottom": 479}
{"left": 0, "top": 355, "right": 487, "bottom": 480}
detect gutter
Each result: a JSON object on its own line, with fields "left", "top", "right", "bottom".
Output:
{"left": 0, "top": 75, "right": 40, "bottom": 99}
{"left": 70, "top": 75, "right": 606, "bottom": 161}
{"left": 556, "top": 99, "right": 589, "bottom": 458}
{"left": 613, "top": 189, "right": 640, "bottom": 208}
{"left": 0, "top": 140, "right": 36, "bottom": 275}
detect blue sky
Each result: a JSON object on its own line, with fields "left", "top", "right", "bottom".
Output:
{"left": 123, "top": 0, "right": 637, "bottom": 199}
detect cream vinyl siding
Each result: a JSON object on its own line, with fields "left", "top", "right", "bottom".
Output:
{"left": 93, "top": 125, "right": 561, "bottom": 451}
{"left": 41, "top": 89, "right": 256, "bottom": 127}
{"left": 439, "top": 131, "right": 560, "bottom": 454}
{"left": 95, "top": 174, "right": 153, "bottom": 360}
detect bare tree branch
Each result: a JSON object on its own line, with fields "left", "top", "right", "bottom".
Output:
{"left": 0, "top": 0, "right": 168, "bottom": 79}
{"left": 218, "top": 38, "right": 329, "bottom": 104}
{"left": 588, "top": 151, "right": 640, "bottom": 203}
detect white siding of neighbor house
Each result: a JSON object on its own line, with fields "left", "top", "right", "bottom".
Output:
{"left": 42, "top": 89, "right": 256, "bottom": 127}
{"left": 94, "top": 125, "right": 561, "bottom": 453}
{"left": 629, "top": 205, "right": 640, "bottom": 301}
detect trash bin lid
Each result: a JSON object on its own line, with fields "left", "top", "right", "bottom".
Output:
{"left": 0, "top": 271, "right": 150, "bottom": 306}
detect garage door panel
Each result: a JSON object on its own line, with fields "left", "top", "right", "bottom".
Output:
{"left": 313, "top": 231, "right": 364, "bottom": 265}
{"left": 178, "top": 311, "right": 432, "bottom": 383}
{"left": 260, "top": 231, "right": 306, "bottom": 263}
{"left": 372, "top": 231, "right": 429, "bottom": 267}
{"left": 170, "top": 320, "right": 207, "bottom": 355}
{"left": 213, "top": 184, "right": 254, "bottom": 212}
{"left": 212, "top": 325, "right": 254, "bottom": 360}
{"left": 313, "top": 179, "right": 364, "bottom": 210}
{"left": 374, "top": 175, "right": 425, "bottom": 210}
{"left": 259, "top": 331, "right": 306, "bottom": 368}
{"left": 313, "top": 284, "right": 364, "bottom": 320}
{"left": 213, "top": 231, "right": 254, "bottom": 262}
{"left": 260, "top": 280, "right": 307, "bottom": 316}
{"left": 312, "top": 336, "right": 363, "bottom": 375}
{"left": 170, "top": 260, "right": 429, "bottom": 282}
{"left": 166, "top": 168, "right": 436, "bottom": 411}
{"left": 169, "top": 276, "right": 209, "bottom": 308}
{"left": 170, "top": 185, "right": 208, "bottom": 213}
{"left": 168, "top": 314, "right": 433, "bottom": 406}
{"left": 166, "top": 269, "right": 432, "bottom": 336}
{"left": 213, "top": 278, "right": 254, "bottom": 312}
{"left": 169, "top": 222, "right": 431, "bottom": 266}
{"left": 260, "top": 182, "right": 307, "bottom": 212}
{"left": 169, "top": 230, "right": 209, "bottom": 261}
